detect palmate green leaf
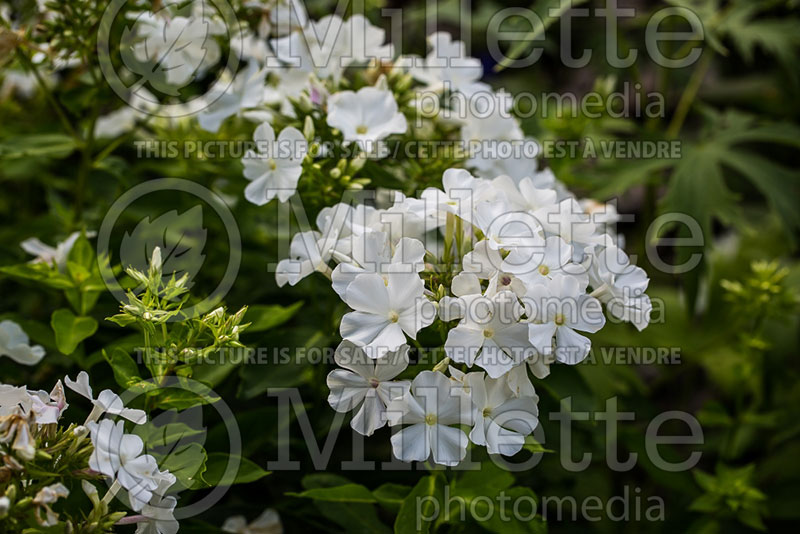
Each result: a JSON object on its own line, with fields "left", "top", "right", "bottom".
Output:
{"left": 50, "top": 308, "right": 98, "bottom": 355}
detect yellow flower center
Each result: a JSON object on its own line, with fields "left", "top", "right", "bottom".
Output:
{"left": 554, "top": 313, "right": 566, "bottom": 326}
{"left": 483, "top": 328, "right": 494, "bottom": 338}
{"left": 538, "top": 265, "right": 549, "bottom": 276}
{"left": 268, "top": 158, "right": 277, "bottom": 171}
{"left": 389, "top": 311, "right": 399, "bottom": 323}
{"left": 425, "top": 413, "right": 437, "bottom": 425}
{"left": 482, "top": 407, "right": 492, "bottom": 417}
{"left": 356, "top": 125, "right": 368, "bottom": 134}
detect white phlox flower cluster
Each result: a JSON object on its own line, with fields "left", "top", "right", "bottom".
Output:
{"left": 277, "top": 165, "right": 652, "bottom": 465}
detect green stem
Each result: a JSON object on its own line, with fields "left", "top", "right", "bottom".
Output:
{"left": 666, "top": 49, "right": 713, "bottom": 139}
{"left": 16, "top": 48, "right": 78, "bottom": 139}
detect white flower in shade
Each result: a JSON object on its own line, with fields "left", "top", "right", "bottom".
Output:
{"left": 20, "top": 232, "right": 85, "bottom": 271}
{"left": 270, "top": 14, "right": 391, "bottom": 80}
{"left": 87, "top": 419, "right": 172, "bottom": 512}
{"left": 444, "top": 290, "right": 532, "bottom": 378}
{"left": 198, "top": 61, "right": 267, "bottom": 132}
{"left": 28, "top": 381, "right": 68, "bottom": 424}
{"left": 33, "top": 482, "right": 69, "bottom": 526}
{"left": 242, "top": 122, "right": 307, "bottom": 204}
{"left": 223, "top": 508, "right": 283, "bottom": 534}
{"left": 386, "top": 370, "right": 472, "bottom": 466}
{"left": 589, "top": 246, "right": 652, "bottom": 331}
{"left": 331, "top": 231, "right": 425, "bottom": 297}
{"left": 340, "top": 273, "right": 435, "bottom": 358}
{"left": 135, "top": 478, "right": 179, "bottom": 534}
{"left": 130, "top": 12, "right": 222, "bottom": 86}
{"left": 345, "top": 14, "right": 394, "bottom": 64}
{"left": 403, "top": 32, "right": 483, "bottom": 95}
{"left": 462, "top": 240, "right": 527, "bottom": 297}
{"left": 0, "top": 320, "right": 45, "bottom": 366}
{"left": 327, "top": 341, "right": 410, "bottom": 436}
{"left": 326, "top": 86, "right": 407, "bottom": 150}
{"left": 275, "top": 230, "right": 335, "bottom": 287}
{"left": 525, "top": 274, "right": 605, "bottom": 364}
{"left": 65, "top": 371, "right": 146, "bottom": 424}
{"left": 465, "top": 372, "right": 539, "bottom": 456}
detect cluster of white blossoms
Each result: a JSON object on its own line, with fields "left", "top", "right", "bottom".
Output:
{"left": 0, "top": 372, "right": 178, "bottom": 532}
{"left": 275, "top": 165, "right": 652, "bottom": 465}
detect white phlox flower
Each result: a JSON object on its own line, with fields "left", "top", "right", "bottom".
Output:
{"left": 589, "top": 245, "right": 652, "bottom": 331}
{"left": 445, "top": 290, "right": 533, "bottom": 378}
{"left": 465, "top": 372, "right": 539, "bottom": 456}
{"left": 242, "top": 122, "right": 307, "bottom": 204}
{"left": 326, "top": 341, "right": 410, "bottom": 436}
{"left": 340, "top": 272, "right": 435, "bottom": 358}
{"left": 525, "top": 274, "right": 606, "bottom": 364}
{"left": 0, "top": 320, "right": 45, "bottom": 366}
{"left": 65, "top": 371, "right": 146, "bottom": 424}
{"left": 326, "top": 85, "right": 407, "bottom": 153}
{"left": 387, "top": 370, "right": 472, "bottom": 466}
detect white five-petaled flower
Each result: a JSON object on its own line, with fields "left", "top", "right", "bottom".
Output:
{"left": 197, "top": 61, "right": 267, "bottom": 133}
{"left": 87, "top": 419, "right": 173, "bottom": 512}
{"left": 0, "top": 320, "right": 45, "bottom": 366}
{"left": 20, "top": 231, "right": 86, "bottom": 272}
{"left": 465, "top": 372, "right": 539, "bottom": 456}
{"left": 326, "top": 341, "right": 410, "bottom": 436}
{"left": 386, "top": 370, "right": 472, "bottom": 466}
{"left": 503, "top": 235, "right": 585, "bottom": 289}
{"left": 589, "top": 245, "right": 652, "bottom": 331}
{"left": 403, "top": 32, "right": 483, "bottom": 96}
{"left": 130, "top": 12, "right": 223, "bottom": 86}
{"left": 134, "top": 477, "right": 179, "bottom": 534}
{"left": 33, "top": 482, "right": 70, "bottom": 527}
{"left": 462, "top": 240, "right": 527, "bottom": 297}
{"left": 444, "top": 290, "right": 532, "bottom": 378}
{"left": 331, "top": 231, "right": 425, "bottom": 297}
{"left": 326, "top": 86, "right": 407, "bottom": 151}
{"left": 340, "top": 272, "right": 434, "bottom": 358}
{"left": 525, "top": 274, "right": 606, "bottom": 364}
{"left": 275, "top": 230, "right": 337, "bottom": 287}
{"left": 65, "top": 371, "right": 146, "bottom": 424}
{"left": 242, "top": 122, "right": 307, "bottom": 204}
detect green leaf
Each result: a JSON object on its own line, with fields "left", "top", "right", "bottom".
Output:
{"left": 395, "top": 473, "right": 446, "bottom": 534}
{"left": 102, "top": 347, "right": 150, "bottom": 390}
{"left": 373, "top": 483, "right": 412, "bottom": 513}
{"left": 199, "top": 453, "right": 270, "bottom": 487}
{"left": 159, "top": 442, "right": 207, "bottom": 492}
{"left": 244, "top": 301, "right": 304, "bottom": 332}
{"left": 288, "top": 483, "right": 377, "bottom": 503}
{"left": 0, "top": 134, "right": 77, "bottom": 159}
{"left": 50, "top": 308, "right": 98, "bottom": 355}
